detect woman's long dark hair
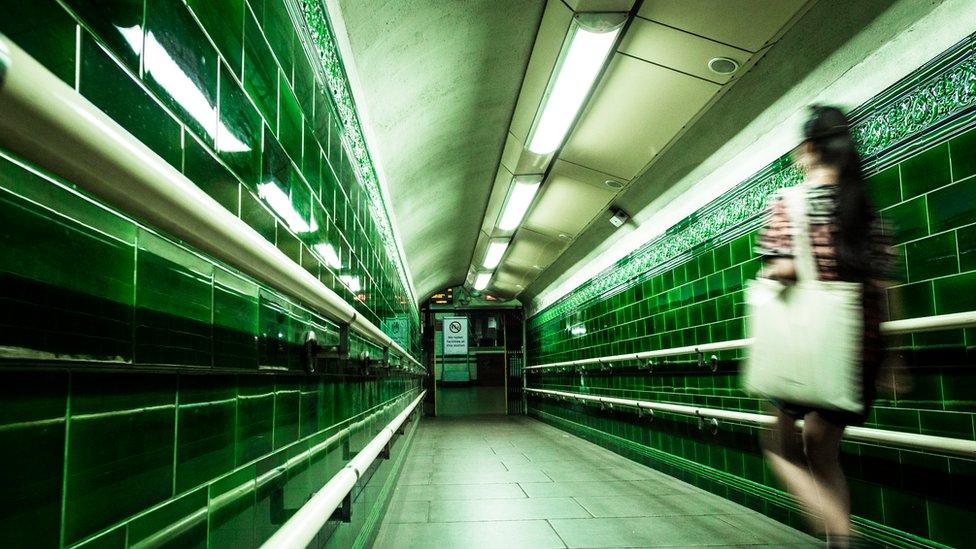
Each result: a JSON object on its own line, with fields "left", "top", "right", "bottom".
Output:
{"left": 802, "top": 106, "right": 876, "bottom": 280}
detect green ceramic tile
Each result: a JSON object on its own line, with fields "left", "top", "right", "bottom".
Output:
{"left": 235, "top": 376, "right": 273, "bottom": 464}
{"left": 948, "top": 126, "right": 976, "bottom": 182}
{"left": 262, "top": 125, "right": 291, "bottom": 190}
{"left": 63, "top": 0, "right": 144, "bottom": 70}
{"left": 240, "top": 189, "right": 277, "bottom": 244}
{"left": 208, "top": 466, "right": 256, "bottom": 547}
{"left": 302, "top": 126, "right": 321, "bottom": 193}
{"left": 214, "top": 268, "right": 259, "bottom": 369}
{"left": 0, "top": 172, "right": 136, "bottom": 358}
{"left": 901, "top": 142, "right": 951, "bottom": 199}
{"left": 274, "top": 381, "right": 300, "bottom": 449}
{"left": 866, "top": 165, "right": 901, "bottom": 209}
{"left": 927, "top": 499, "right": 976, "bottom": 549}
{"left": 259, "top": 0, "right": 296, "bottom": 79}
{"left": 242, "top": 6, "right": 278, "bottom": 124}
{"left": 64, "top": 372, "right": 177, "bottom": 545}
{"left": 144, "top": 0, "right": 218, "bottom": 146}
{"left": 72, "top": 526, "right": 126, "bottom": 549}
{"left": 218, "top": 63, "right": 262, "bottom": 188}
{"left": 184, "top": 134, "right": 240, "bottom": 215}
{"left": 258, "top": 289, "right": 290, "bottom": 369}
{"left": 713, "top": 244, "right": 732, "bottom": 270}
{"left": 79, "top": 34, "right": 183, "bottom": 169}
{"left": 918, "top": 410, "right": 974, "bottom": 439}
{"left": 252, "top": 451, "right": 286, "bottom": 541}
{"left": 730, "top": 234, "right": 752, "bottom": 265}
{"left": 327, "top": 114, "right": 344, "bottom": 169}
{"left": 127, "top": 486, "right": 207, "bottom": 548}
{"left": 0, "top": 372, "right": 67, "bottom": 549}
{"left": 959, "top": 225, "right": 976, "bottom": 273}
{"left": 0, "top": 0, "right": 76, "bottom": 85}
{"left": 278, "top": 71, "right": 304, "bottom": 163}
{"left": 135, "top": 230, "right": 213, "bottom": 366}
{"left": 906, "top": 232, "right": 958, "bottom": 282}
{"left": 927, "top": 178, "right": 976, "bottom": 232}
{"left": 933, "top": 271, "right": 976, "bottom": 315}
{"left": 293, "top": 56, "right": 315, "bottom": 118}
{"left": 187, "top": 0, "right": 244, "bottom": 75}
{"left": 881, "top": 196, "right": 928, "bottom": 245}
{"left": 175, "top": 375, "right": 237, "bottom": 492}
{"left": 882, "top": 487, "right": 929, "bottom": 538}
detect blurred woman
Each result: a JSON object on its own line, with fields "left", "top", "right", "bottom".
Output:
{"left": 755, "top": 106, "right": 892, "bottom": 549}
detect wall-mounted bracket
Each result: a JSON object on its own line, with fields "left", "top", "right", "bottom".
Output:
{"left": 696, "top": 413, "right": 719, "bottom": 435}
{"left": 318, "top": 324, "right": 350, "bottom": 365}
{"left": 329, "top": 493, "right": 352, "bottom": 523}
{"left": 303, "top": 331, "right": 319, "bottom": 374}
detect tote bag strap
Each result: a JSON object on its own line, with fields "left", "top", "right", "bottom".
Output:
{"left": 783, "top": 186, "right": 819, "bottom": 282}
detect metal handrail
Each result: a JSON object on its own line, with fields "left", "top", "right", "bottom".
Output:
{"left": 525, "top": 388, "right": 976, "bottom": 459}
{"left": 261, "top": 390, "right": 426, "bottom": 549}
{"left": 525, "top": 311, "right": 976, "bottom": 371}
{"left": 0, "top": 34, "right": 424, "bottom": 373}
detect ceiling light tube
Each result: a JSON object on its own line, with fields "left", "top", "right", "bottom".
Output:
{"left": 474, "top": 272, "right": 492, "bottom": 291}
{"left": 482, "top": 239, "right": 509, "bottom": 269}
{"left": 526, "top": 13, "right": 626, "bottom": 156}
{"left": 497, "top": 175, "right": 543, "bottom": 231}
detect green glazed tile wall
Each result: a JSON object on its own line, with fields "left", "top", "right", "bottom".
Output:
{"left": 0, "top": 1, "right": 425, "bottom": 547}
{"left": 1, "top": 0, "right": 420, "bottom": 351}
{"left": 0, "top": 368, "right": 421, "bottom": 548}
{"left": 526, "top": 32, "right": 976, "bottom": 549}
{"left": 0, "top": 145, "right": 424, "bottom": 548}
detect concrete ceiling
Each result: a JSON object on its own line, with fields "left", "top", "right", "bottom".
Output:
{"left": 333, "top": 0, "right": 546, "bottom": 302}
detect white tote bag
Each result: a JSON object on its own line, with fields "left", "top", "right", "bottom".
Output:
{"left": 742, "top": 186, "right": 864, "bottom": 413}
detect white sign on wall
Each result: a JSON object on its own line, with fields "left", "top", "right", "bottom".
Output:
{"left": 442, "top": 317, "right": 468, "bottom": 355}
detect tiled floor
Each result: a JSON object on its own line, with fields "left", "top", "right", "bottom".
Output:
{"left": 373, "top": 416, "right": 820, "bottom": 548}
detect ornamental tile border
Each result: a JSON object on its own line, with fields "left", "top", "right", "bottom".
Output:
{"left": 298, "top": 0, "right": 415, "bottom": 311}
{"left": 529, "top": 32, "right": 976, "bottom": 329}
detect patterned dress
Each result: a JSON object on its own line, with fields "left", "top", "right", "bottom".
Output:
{"left": 755, "top": 183, "right": 892, "bottom": 425}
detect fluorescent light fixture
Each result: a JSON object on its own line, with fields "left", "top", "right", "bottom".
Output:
{"left": 497, "top": 175, "right": 543, "bottom": 231}
{"left": 474, "top": 272, "right": 492, "bottom": 291}
{"left": 526, "top": 15, "right": 624, "bottom": 155}
{"left": 482, "top": 239, "right": 509, "bottom": 270}
{"left": 313, "top": 243, "right": 341, "bottom": 269}
{"left": 257, "top": 182, "right": 317, "bottom": 233}
{"left": 120, "top": 27, "right": 249, "bottom": 153}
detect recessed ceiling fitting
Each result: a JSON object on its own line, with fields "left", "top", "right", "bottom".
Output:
{"left": 707, "top": 57, "right": 739, "bottom": 75}
{"left": 526, "top": 12, "right": 627, "bottom": 155}
{"left": 604, "top": 179, "right": 623, "bottom": 189}
{"left": 474, "top": 272, "right": 492, "bottom": 291}
{"left": 497, "top": 175, "right": 543, "bottom": 231}
{"left": 482, "top": 239, "right": 509, "bottom": 269}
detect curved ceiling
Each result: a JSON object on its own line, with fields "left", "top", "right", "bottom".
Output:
{"left": 333, "top": 0, "right": 546, "bottom": 301}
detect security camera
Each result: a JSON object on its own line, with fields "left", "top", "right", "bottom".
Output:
{"left": 609, "top": 207, "right": 629, "bottom": 228}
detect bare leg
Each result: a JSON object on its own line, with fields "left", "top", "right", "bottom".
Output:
{"left": 802, "top": 413, "right": 851, "bottom": 545}
{"left": 761, "top": 408, "right": 828, "bottom": 534}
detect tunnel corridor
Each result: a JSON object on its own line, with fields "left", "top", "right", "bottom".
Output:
{"left": 1, "top": 0, "right": 975, "bottom": 548}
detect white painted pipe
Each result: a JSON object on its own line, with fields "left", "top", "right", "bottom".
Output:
{"left": 526, "top": 312, "right": 976, "bottom": 371}
{"left": 0, "top": 34, "right": 423, "bottom": 371}
{"left": 525, "top": 388, "right": 976, "bottom": 458}
{"left": 259, "top": 390, "right": 425, "bottom": 549}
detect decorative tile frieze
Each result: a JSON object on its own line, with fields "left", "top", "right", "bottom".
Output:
{"left": 297, "top": 0, "right": 415, "bottom": 307}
